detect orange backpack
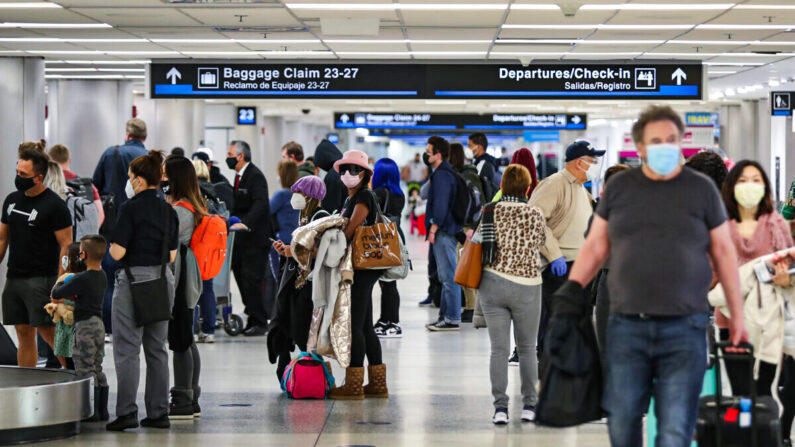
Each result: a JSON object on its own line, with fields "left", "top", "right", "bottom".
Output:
{"left": 175, "top": 201, "right": 228, "bottom": 280}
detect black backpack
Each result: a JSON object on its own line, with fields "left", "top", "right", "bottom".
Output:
{"left": 437, "top": 165, "right": 483, "bottom": 227}
{"left": 66, "top": 177, "right": 94, "bottom": 203}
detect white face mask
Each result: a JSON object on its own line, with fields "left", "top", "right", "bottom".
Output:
{"left": 585, "top": 159, "right": 602, "bottom": 182}
{"left": 464, "top": 148, "right": 474, "bottom": 159}
{"left": 734, "top": 183, "right": 765, "bottom": 209}
{"left": 125, "top": 179, "right": 136, "bottom": 199}
{"left": 290, "top": 193, "right": 307, "bottom": 210}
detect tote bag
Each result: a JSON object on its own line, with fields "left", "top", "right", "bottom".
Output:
{"left": 351, "top": 192, "right": 402, "bottom": 270}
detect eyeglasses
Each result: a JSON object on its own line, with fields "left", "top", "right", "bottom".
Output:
{"left": 339, "top": 164, "right": 364, "bottom": 175}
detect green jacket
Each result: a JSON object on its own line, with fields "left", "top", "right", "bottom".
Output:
{"left": 298, "top": 161, "right": 316, "bottom": 178}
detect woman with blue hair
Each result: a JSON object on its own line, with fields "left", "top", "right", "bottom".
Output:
{"left": 372, "top": 158, "right": 406, "bottom": 338}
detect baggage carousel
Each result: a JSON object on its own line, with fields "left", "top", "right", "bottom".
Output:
{"left": 0, "top": 367, "right": 90, "bottom": 444}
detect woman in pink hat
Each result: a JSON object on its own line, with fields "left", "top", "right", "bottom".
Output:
{"left": 328, "top": 150, "right": 388, "bottom": 400}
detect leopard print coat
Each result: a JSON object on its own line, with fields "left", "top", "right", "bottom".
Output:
{"left": 488, "top": 202, "right": 546, "bottom": 280}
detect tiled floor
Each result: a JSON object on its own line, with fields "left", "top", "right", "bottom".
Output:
{"left": 21, "top": 236, "right": 611, "bottom": 447}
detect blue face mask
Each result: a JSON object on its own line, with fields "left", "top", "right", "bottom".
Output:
{"left": 645, "top": 144, "right": 681, "bottom": 176}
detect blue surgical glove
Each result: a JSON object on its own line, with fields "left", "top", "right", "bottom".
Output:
{"left": 550, "top": 257, "right": 568, "bottom": 277}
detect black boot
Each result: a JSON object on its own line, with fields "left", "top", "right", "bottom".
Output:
{"left": 168, "top": 387, "right": 194, "bottom": 420}
{"left": 140, "top": 413, "right": 170, "bottom": 429}
{"left": 106, "top": 412, "right": 139, "bottom": 431}
{"left": 192, "top": 386, "right": 201, "bottom": 418}
{"left": 82, "top": 387, "right": 107, "bottom": 422}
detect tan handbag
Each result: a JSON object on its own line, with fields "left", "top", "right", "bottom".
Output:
{"left": 455, "top": 239, "right": 483, "bottom": 289}
{"left": 351, "top": 193, "right": 402, "bottom": 270}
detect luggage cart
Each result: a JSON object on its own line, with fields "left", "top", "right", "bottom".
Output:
{"left": 214, "top": 232, "right": 244, "bottom": 336}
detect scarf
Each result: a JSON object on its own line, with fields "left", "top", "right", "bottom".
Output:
{"left": 481, "top": 195, "right": 527, "bottom": 266}
{"left": 729, "top": 212, "right": 793, "bottom": 266}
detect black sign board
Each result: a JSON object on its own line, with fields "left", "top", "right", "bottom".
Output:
{"left": 334, "top": 112, "right": 586, "bottom": 130}
{"left": 149, "top": 62, "right": 702, "bottom": 100}
{"left": 771, "top": 91, "right": 794, "bottom": 116}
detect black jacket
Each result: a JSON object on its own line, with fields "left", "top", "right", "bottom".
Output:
{"left": 232, "top": 163, "right": 272, "bottom": 248}
{"left": 210, "top": 165, "right": 229, "bottom": 186}
{"left": 314, "top": 139, "right": 347, "bottom": 214}
{"left": 535, "top": 281, "right": 604, "bottom": 427}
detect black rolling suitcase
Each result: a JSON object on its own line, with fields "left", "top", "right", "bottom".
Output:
{"left": 0, "top": 325, "right": 17, "bottom": 365}
{"left": 696, "top": 342, "right": 783, "bottom": 446}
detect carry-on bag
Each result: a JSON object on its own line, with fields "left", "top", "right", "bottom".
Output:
{"left": 126, "top": 210, "right": 173, "bottom": 327}
{"left": 281, "top": 351, "right": 335, "bottom": 399}
{"left": 696, "top": 342, "right": 783, "bottom": 447}
{"left": 454, "top": 238, "right": 483, "bottom": 289}
{"left": 351, "top": 193, "right": 402, "bottom": 270}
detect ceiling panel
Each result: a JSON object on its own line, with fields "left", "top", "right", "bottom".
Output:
{"left": 406, "top": 28, "right": 495, "bottom": 40}
{"left": 117, "top": 27, "right": 227, "bottom": 39}
{"left": 570, "top": 43, "right": 655, "bottom": 53}
{"left": 505, "top": 10, "right": 612, "bottom": 25}
{"left": 235, "top": 41, "right": 327, "bottom": 51}
{"left": 712, "top": 10, "right": 795, "bottom": 24}
{"left": 498, "top": 28, "right": 591, "bottom": 39}
{"left": 410, "top": 43, "right": 491, "bottom": 51}
{"left": 291, "top": 10, "right": 398, "bottom": 21}
{"left": 401, "top": 10, "right": 506, "bottom": 27}
{"left": 656, "top": 42, "right": 749, "bottom": 53}
{"left": 178, "top": 7, "right": 300, "bottom": 27}
{"left": 325, "top": 43, "right": 408, "bottom": 51}
{"left": 490, "top": 44, "right": 574, "bottom": 52}
{"left": 55, "top": 0, "right": 167, "bottom": 5}
{"left": 607, "top": 10, "right": 718, "bottom": 25}
{"left": 676, "top": 29, "right": 783, "bottom": 41}
{"left": 0, "top": 8, "right": 98, "bottom": 23}
{"left": 588, "top": 29, "right": 691, "bottom": 40}
{"left": 71, "top": 8, "right": 203, "bottom": 27}
{"left": 324, "top": 28, "right": 406, "bottom": 40}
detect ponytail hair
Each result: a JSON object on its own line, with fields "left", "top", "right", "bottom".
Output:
{"left": 129, "top": 150, "right": 164, "bottom": 187}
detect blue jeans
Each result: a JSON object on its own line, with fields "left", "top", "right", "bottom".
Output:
{"left": 604, "top": 313, "right": 708, "bottom": 447}
{"left": 431, "top": 231, "right": 461, "bottom": 325}
{"left": 193, "top": 278, "right": 216, "bottom": 335}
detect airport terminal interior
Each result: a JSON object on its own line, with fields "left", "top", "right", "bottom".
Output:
{"left": 2, "top": 0, "right": 795, "bottom": 446}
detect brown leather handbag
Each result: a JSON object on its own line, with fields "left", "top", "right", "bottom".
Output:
{"left": 455, "top": 239, "right": 483, "bottom": 289}
{"left": 351, "top": 193, "right": 403, "bottom": 270}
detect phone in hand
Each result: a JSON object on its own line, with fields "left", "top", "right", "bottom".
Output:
{"left": 754, "top": 248, "right": 795, "bottom": 283}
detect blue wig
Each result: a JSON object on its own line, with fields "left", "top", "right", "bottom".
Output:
{"left": 372, "top": 158, "right": 404, "bottom": 196}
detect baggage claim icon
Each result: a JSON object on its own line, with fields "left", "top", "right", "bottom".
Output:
{"left": 197, "top": 67, "right": 219, "bottom": 89}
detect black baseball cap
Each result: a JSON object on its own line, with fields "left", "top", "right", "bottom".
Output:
{"left": 565, "top": 140, "right": 605, "bottom": 162}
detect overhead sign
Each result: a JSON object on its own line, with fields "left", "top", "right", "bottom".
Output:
{"left": 685, "top": 112, "right": 716, "bottom": 127}
{"left": 237, "top": 107, "right": 256, "bottom": 125}
{"left": 334, "top": 112, "right": 586, "bottom": 130}
{"left": 771, "top": 91, "right": 794, "bottom": 116}
{"left": 149, "top": 62, "right": 702, "bottom": 100}
{"left": 523, "top": 131, "right": 561, "bottom": 142}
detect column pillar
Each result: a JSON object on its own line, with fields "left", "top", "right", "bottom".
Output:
{"left": 0, "top": 57, "right": 45, "bottom": 276}
{"left": 133, "top": 97, "right": 205, "bottom": 154}
{"left": 771, "top": 116, "right": 788, "bottom": 206}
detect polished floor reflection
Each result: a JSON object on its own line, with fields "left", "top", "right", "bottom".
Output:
{"left": 34, "top": 236, "right": 610, "bottom": 447}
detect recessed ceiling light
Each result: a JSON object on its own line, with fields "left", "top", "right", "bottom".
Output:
{"left": 495, "top": 39, "right": 664, "bottom": 45}
{"left": 286, "top": 3, "right": 520, "bottom": 10}
{"left": 0, "top": 2, "right": 62, "bottom": 8}
{"left": 47, "top": 60, "right": 151, "bottom": 65}
{"left": 502, "top": 24, "right": 695, "bottom": 30}
{"left": 0, "top": 22, "right": 112, "bottom": 29}
{"left": 28, "top": 50, "right": 178, "bottom": 55}
{"left": 734, "top": 4, "right": 795, "bottom": 9}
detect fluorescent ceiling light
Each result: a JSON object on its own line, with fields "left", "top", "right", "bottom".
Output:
{"left": 45, "top": 74, "right": 144, "bottom": 80}
{"left": 0, "top": 2, "right": 62, "bottom": 8}
{"left": 502, "top": 24, "right": 694, "bottom": 30}
{"left": 424, "top": 100, "right": 467, "bottom": 105}
{"left": 769, "top": 79, "right": 781, "bottom": 87}
{"left": 0, "top": 37, "right": 146, "bottom": 43}
{"left": 28, "top": 50, "right": 179, "bottom": 55}
{"left": 335, "top": 51, "right": 486, "bottom": 56}
{"left": 697, "top": 24, "right": 795, "bottom": 30}
{"left": 581, "top": 3, "right": 733, "bottom": 10}
{"left": 45, "top": 67, "right": 146, "bottom": 73}
{"left": 286, "top": 3, "right": 558, "bottom": 10}
{"left": 45, "top": 60, "right": 151, "bottom": 65}
{"left": 497, "top": 39, "right": 664, "bottom": 45}
{"left": 708, "top": 70, "right": 739, "bottom": 74}
{"left": 0, "top": 22, "right": 111, "bottom": 29}
{"left": 491, "top": 51, "right": 640, "bottom": 57}
{"left": 704, "top": 62, "right": 764, "bottom": 66}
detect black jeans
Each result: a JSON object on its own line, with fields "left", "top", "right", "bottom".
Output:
{"left": 537, "top": 261, "right": 572, "bottom": 353}
{"left": 232, "top": 245, "right": 269, "bottom": 327}
{"left": 594, "top": 269, "right": 610, "bottom": 370}
{"left": 379, "top": 280, "right": 400, "bottom": 324}
{"left": 350, "top": 270, "right": 383, "bottom": 368}
{"left": 427, "top": 245, "right": 442, "bottom": 307}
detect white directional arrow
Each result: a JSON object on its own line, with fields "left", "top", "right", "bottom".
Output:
{"left": 166, "top": 67, "right": 182, "bottom": 85}
{"left": 571, "top": 115, "right": 582, "bottom": 124}
{"left": 671, "top": 68, "right": 687, "bottom": 86}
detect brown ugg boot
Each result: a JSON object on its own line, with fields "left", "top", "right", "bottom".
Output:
{"left": 328, "top": 367, "right": 364, "bottom": 400}
{"left": 363, "top": 364, "right": 389, "bottom": 398}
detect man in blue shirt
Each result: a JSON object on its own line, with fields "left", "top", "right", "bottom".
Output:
{"left": 424, "top": 136, "right": 463, "bottom": 332}
{"left": 92, "top": 118, "right": 149, "bottom": 337}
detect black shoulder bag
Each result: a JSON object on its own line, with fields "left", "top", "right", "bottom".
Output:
{"left": 99, "top": 145, "right": 121, "bottom": 240}
{"left": 125, "top": 208, "right": 173, "bottom": 327}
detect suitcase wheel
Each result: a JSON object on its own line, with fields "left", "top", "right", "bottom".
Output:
{"left": 225, "top": 314, "right": 244, "bottom": 336}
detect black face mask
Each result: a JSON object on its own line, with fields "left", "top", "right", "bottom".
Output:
{"left": 14, "top": 175, "right": 35, "bottom": 192}
{"left": 422, "top": 153, "right": 432, "bottom": 167}
{"left": 225, "top": 156, "right": 239, "bottom": 170}
{"left": 160, "top": 180, "right": 170, "bottom": 195}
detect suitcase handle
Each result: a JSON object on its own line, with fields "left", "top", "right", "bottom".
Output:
{"left": 711, "top": 341, "right": 757, "bottom": 447}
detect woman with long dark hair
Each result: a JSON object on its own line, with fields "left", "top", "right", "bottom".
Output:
{"left": 107, "top": 150, "right": 179, "bottom": 431}
{"left": 371, "top": 158, "right": 405, "bottom": 338}
{"left": 328, "top": 150, "right": 387, "bottom": 400}
{"left": 164, "top": 155, "right": 208, "bottom": 421}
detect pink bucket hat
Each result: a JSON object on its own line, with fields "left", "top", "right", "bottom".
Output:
{"left": 333, "top": 150, "right": 373, "bottom": 174}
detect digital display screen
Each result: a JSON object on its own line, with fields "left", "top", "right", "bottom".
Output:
{"left": 334, "top": 112, "right": 586, "bottom": 130}
{"left": 237, "top": 107, "right": 256, "bottom": 125}
{"left": 327, "top": 133, "right": 340, "bottom": 144}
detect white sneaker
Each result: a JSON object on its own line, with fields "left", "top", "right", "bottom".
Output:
{"left": 104, "top": 334, "right": 112, "bottom": 344}
{"left": 493, "top": 408, "right": 509, "bottom": 425}
{"left": 521, "top": 405, "right": 536, "bottom": 422}
{"left": 380, "top": 323, "right": 402, "bottom": 338}
{"left": 204, "top": 334, "right": 215, "bottom": 344}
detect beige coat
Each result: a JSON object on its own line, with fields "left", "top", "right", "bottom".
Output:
{"left": 709, "top": 257, "right": 795, "bottom": 366}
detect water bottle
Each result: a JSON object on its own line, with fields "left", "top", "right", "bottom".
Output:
{"left": 739, "top": 398, "right": 752, "bottom": 428}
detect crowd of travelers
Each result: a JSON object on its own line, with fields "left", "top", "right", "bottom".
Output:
{"left": 2, "top": 106, "right": 795, "bottom": 446}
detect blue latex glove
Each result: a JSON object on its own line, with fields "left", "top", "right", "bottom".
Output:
{"left": 550, "top": 257, "right": 568, "bottom": 277}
